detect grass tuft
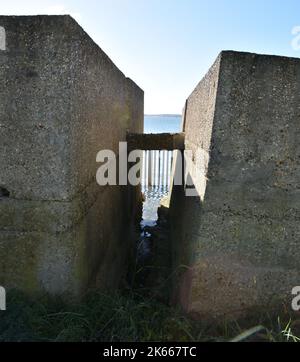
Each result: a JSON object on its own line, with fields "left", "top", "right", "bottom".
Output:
{"left": 0, "top": 289, "right": 300, "bottom": 342}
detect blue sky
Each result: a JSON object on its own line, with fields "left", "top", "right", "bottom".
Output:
{"left": 2, "top": 0, "right": 300, "bottom": 113}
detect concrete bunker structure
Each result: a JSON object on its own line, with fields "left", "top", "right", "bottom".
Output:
{"left": 0, "top": 15, "right": 299, "bottom": 321}
{"left": 0, "top": 16, "right": 143, "bottom": 297}
{"left": 169, "top": 51, "right": 300, "bottom": 319}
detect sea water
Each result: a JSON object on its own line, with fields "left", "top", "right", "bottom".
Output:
{"left": 138, "top": 114, "right": 181, "bottom": 260}
{"left": 144, "top": 114, "right": 182, "bottom": 134}
{"left": 141, "top": 115, "right": 181, "bottom": 227}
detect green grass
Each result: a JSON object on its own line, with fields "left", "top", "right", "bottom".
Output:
{"left": 0, "top": 288, "right": 299, "bottom": 342}
{"left": 0, "top": 289, "right": 194, "bottom": 342}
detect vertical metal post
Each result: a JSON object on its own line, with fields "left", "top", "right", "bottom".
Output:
{"left": 142, "top": 150, "right": 146, "bottom": 188}
{"left": 169, "top": 151, "right": 172, "bottom": 187}
{"left": 166, "top": 151, "right": 170, "bottom": 187}
{"left": 148, "top": 150, "right": 152, "bottom": 187}
{"left": 162, "top": 150, "right": 166, "bottom": 187}
{"left": 157, "top": 151, "right": 160, "bottom": 187}
{"left": 153, "top": 150, "right": 157, "bottom": 186}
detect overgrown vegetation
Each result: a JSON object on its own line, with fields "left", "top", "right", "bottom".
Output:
{"left": 1, "top": 205, "right": 299, "bottom": 342}
{"left": 0, "top": 288, "right": 299, "bottom": 342}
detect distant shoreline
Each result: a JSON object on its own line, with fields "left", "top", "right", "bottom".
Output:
{"left": 144, "top": 114, "right": 181, "bottom": 117}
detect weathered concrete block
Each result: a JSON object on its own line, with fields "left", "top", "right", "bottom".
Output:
{"left": 127, "top": 132, "right": 185, "bottom": 150}
{"left": 170, "top": 51, "right": 300, "bottom": 320}
{"left": 0, "top": 16, "right": 143, "bottom": 297}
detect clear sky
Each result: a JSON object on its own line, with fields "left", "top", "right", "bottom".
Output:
{"left": 1, "top": 0, "right": 300, "bottom": 114}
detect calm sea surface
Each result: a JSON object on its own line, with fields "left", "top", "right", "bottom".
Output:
{"left": 141, "top": 115, "right": 181, "bottom": 232}
{"left": 144, "top": 115, "right": 182, "bottom": 134}
{"left": 139, "top": 115, "right": 182, "bottom": 258}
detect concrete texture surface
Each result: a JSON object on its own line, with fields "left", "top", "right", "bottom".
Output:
{"left": 127, "top": 132, "right": 185, "bottom": 150}
{"left": 169, "top": 51, "right": 300, "bottom": 320}
{"left": 0, "top": 16, "right": 143, "bottom": 298}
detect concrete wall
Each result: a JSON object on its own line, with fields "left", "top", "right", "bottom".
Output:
{"left": 169, "top": 51, "right": 300, "bottom": 320}
{"left": 0, "top": 16, "right": 144, "bottom": 297}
